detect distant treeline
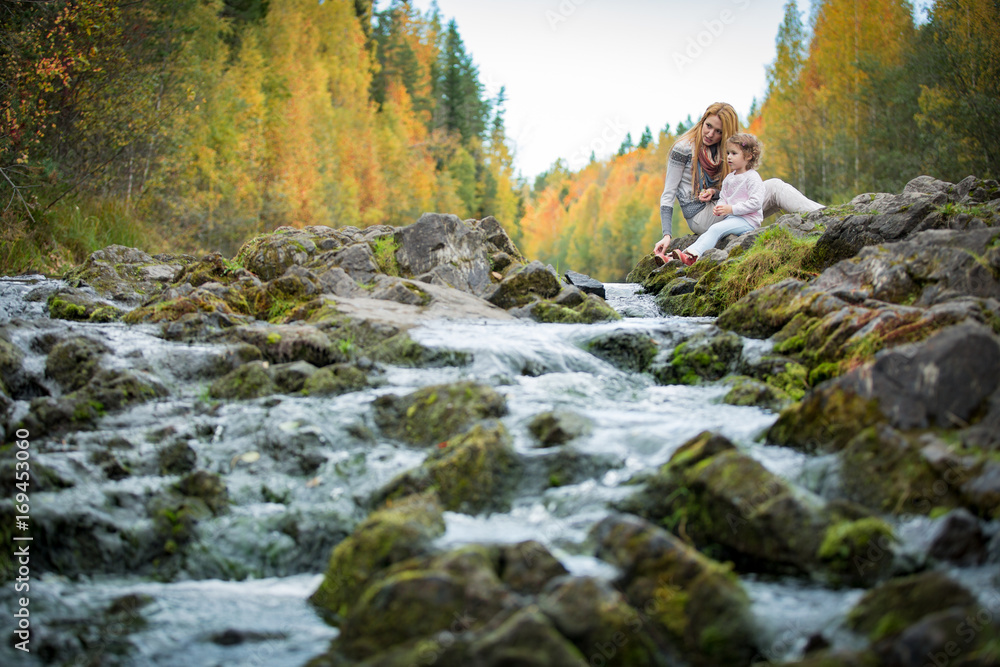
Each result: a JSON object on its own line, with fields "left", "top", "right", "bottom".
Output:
{"left": 1, "top": 0, "right": 521, "bottom": 272}
{"left": 520, "top": 0, "right": 999, "bottom": 282}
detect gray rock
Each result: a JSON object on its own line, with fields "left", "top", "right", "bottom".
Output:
{"left": 563, "top": 270, "right": 605, "bottom": 299}
{"left": 858, "top": 322, "right": 1000, "bottom": 430}
{"left": 528, "top": 410, "right": 594, "bottom": 447}
{"left": 395, "top": 213, "right": 493, "bottom": 296}
{"left": 486, "top": 261, "right": 562, "bottom": 310}
{"left": 928, "top": 509, "right": 987, "bottom": 565}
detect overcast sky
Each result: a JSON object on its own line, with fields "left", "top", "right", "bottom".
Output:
{"left": 394, "top": 0, "right": 928, "bottom": 180}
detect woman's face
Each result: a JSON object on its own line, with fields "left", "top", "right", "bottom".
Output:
{"left": 702, "top": 114, "right": 723, "bottom": 146}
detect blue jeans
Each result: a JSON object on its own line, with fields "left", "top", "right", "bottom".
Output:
{"left": 686, "top": 215, "right": 754, "bottom": 257}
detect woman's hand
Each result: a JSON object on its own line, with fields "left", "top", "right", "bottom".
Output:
{"left": 698, "top": 188, "right": 715, "bottom": 203}
{"left": 654, "top": 234, "right": 672, "bottom": 256}
{"left": 713, "top": 203, "right": 733, "bottom": 217}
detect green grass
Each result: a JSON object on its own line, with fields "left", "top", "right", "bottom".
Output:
{"left": 713, "top": 225, "right": 819, "bottom": 305}
{"left": 370, "top": 235, "right": 400, "bottom": 277}
{"left": 1, "top": 197, "right": 161, "bottom": 276}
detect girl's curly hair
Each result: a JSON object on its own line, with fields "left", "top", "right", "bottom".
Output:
{"left": 726, "top": 132, "right": 763, "bottom": 171}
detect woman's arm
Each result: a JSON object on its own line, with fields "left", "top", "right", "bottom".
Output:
{"left": 659, "top": 144, "right": 690, "bottom": 238}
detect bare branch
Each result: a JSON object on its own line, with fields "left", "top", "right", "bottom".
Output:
{"left": 0, "top": 165, "right": 36, "bottom": 224}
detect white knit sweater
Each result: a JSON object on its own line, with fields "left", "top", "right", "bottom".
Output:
{"left": 719, "top": 169, "right": 765, "bottom": 228}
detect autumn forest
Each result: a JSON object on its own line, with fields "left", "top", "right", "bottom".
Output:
{"left": 1, "top": 0, "right": 998, "bottom": 281}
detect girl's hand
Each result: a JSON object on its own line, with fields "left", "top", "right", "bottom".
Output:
{"left": 713, "top": 204, "right": 733, "bottom": 217}
{"left": 698, "top": 188, "right": 715, "bottom": 202}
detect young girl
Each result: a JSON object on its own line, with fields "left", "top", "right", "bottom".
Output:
{"left": 671, "top": 133, "right": 764, "bottom": 266}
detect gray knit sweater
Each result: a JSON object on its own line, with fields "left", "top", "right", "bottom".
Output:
{"left": 659, "top": 140, "right": 720, "bottom": 237}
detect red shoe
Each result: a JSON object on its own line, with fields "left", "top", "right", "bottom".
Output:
{"left": 672, "top": 249, "right": 696, "bottom": 266}
{"left": 654, "top": 248, "right": 674, "bottom": 265}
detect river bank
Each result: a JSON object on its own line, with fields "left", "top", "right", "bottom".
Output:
{"left": 1, "top": 176, "right": 999, "bottom": 666}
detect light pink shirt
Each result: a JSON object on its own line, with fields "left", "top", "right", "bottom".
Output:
{"left": 719, "top": 170, "right": 765, "bottom": 228}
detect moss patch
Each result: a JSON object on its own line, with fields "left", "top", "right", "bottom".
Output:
{"left": 373, "top": 381, "right": 507, "bottom": 446}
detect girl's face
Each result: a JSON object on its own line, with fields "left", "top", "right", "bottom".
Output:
{"left": 701, "top": 114, "right": 723, "bottom": 147}
{"left": 726, "top": 144, "right": 749, "bottom": 172}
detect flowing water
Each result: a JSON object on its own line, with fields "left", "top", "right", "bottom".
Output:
{"left": 1, "top": 279, "right": 987, "bottom": 666}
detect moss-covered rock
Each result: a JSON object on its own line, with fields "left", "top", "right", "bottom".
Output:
{"left": 46, "top": 288, "right": 124, "bottom": 322}
{"left": 620, "top": 431, "right": 895, "bottom": 585}
{"left": 768, "top": 383, "right": 885, "bottom": 453}
{"left": 650, "top": 329, "right": 743, "bottom": 385}
{"left": 0, "top": 336, "right": 24, "bottom": 392}
{"left": 301, "top": 363, "right": 369, "bottom": 396}
{"left": 583, "top": 330, "right": 659, "bottom": 373}
{"left": 816, "top": 516, "right": 896, "bottom": 587}
{"left": 268, "top": 360, "right": 319, "bottom": 393}
{"left": 486, "top": 260, "right": 562, "bottom": 309}
{"left": 208, "top": 361, "right": 277, "bottom": 400}
{"left": 157, "top": 441, "right": 197, "bottom": 475}
{"left": 169, "top": 252, "right": 240, "bottom": 288}
{"left": 310, "top": 493, "right": 445, "bottom": 619}
{"left": 715, "top": 279, "right": 822, "bottom": 339}
{"left": 373, "top": 381, "right": 507, "bottom": 446}
{"left": 122, "top": 289, "right": 243, "bottom": 326}
{"left": 62, "top": 244, "right": 191, "bottom": 304}
{"left": 45, "top": 336, "right": 111, "bottom": 392}
{"left": 235, "top": 226, "right": 335, "bottom": 281}
{"left": 530, "top": 293, "right": 622, "bottom": 324}
{"left": 22, "top": 366, "right": 168, "bottom": 437}
{"left": 722, "top": 375, "right": 795, "bottom": 411}
{"left": 498, "top": 540, "right": 569, "bottom": 594}
{"left": 528, "top": 410, "right": 594, "bottom": 447}
{"left": 838, "top": 425, "right": 963, "bottom": 515}
{"left": 175, "top": 470, "right": 229, "bottom": 515}
{"left": 219, "top": 323, "right": 345, "bottom": 367}
{"left": 467, "top": 608, "right": 589, "bottom": 667}
{"left": 591, "top": 513, "right": 759, "bottom": 667}
{"left": 539, "top": 576, "right": 667, "bottom": 667}
{"left": 336, "top": 545, "right": 511, "bottom": 660}
{"left": 846, "top": 571, "right": 978, "bottom": 641}
{"left": 376, "top": 422, "right": 522, "bottom": 514}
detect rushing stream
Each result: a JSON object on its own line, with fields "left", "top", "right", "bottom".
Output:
{"left": 1, "top": 278, "right": 993, "bottom": 666}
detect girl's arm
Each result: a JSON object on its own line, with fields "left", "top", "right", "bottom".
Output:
{"left": 659, "top": 143, "right": 690, "bottom": 238}
{"left": 730, "top": 172, "right": 765, "bottom": 217}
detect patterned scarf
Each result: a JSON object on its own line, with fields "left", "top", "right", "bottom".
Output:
{"left": 695, "top": 145, "right": 721, "bottom": 194}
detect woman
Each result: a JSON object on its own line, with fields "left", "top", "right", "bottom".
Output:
{"left": 653, "top": 102, "right": 823, "bottom": 259}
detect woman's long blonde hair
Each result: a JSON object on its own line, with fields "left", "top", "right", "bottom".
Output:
{"left": 680, "top": 102, "right": 740, "bottom": 197}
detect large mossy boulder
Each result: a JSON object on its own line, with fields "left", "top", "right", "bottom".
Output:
{"left": 375, "top": 422, "right": 522, "bottom": 514}
{"left": 583, "top": 330, "right": 660, "bottom": 373}
{"left": 235, "top": 225, "right": 348, "bottom": 281}
{"left": 45, "top": 336, "right": 111, "bottom": 391}
{"left": 373, "top": 381, "right": 508, "bottom": 446}
{"left": 21, "top": 367, "right": 168, "bottom": 437}
{"left": 845, "top": 571, "right": 978, "bottom": 642}
{"left": 309, "top": 493, "right": 446, "bottom": 619}
{"left": 310, "top": 540, "right": 580, "bottom": 666}
{"left": 538, "top": 576, "right": 668, "bottom": 667}
{"left": 769, "top": 322, "right": 1000, "bottom": 451}
{"left": 650, "top": 329, "right": 744, "bottom": 385}
{"left": 208, "top": 361, "right": 277, "bottom": 400}
{"left": 218, "top": 323, "right": 346, "bottom": 367}
{"left": 619, "top": 431, "right": 896, "bottom": 586}
{"left": 486, "top": 260, "right": 562, "bottom": 310}
{"left": 591, "top": 513, "right": 759, "bottom": 667}
{"left": 394, "top": 213, "right": 493, "bottom": 296}
{"left": 63, "top": 245, "right": 191, "bottom": 305}
{"left": 807, "top": 176, "right": 999, "bottom": 270}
